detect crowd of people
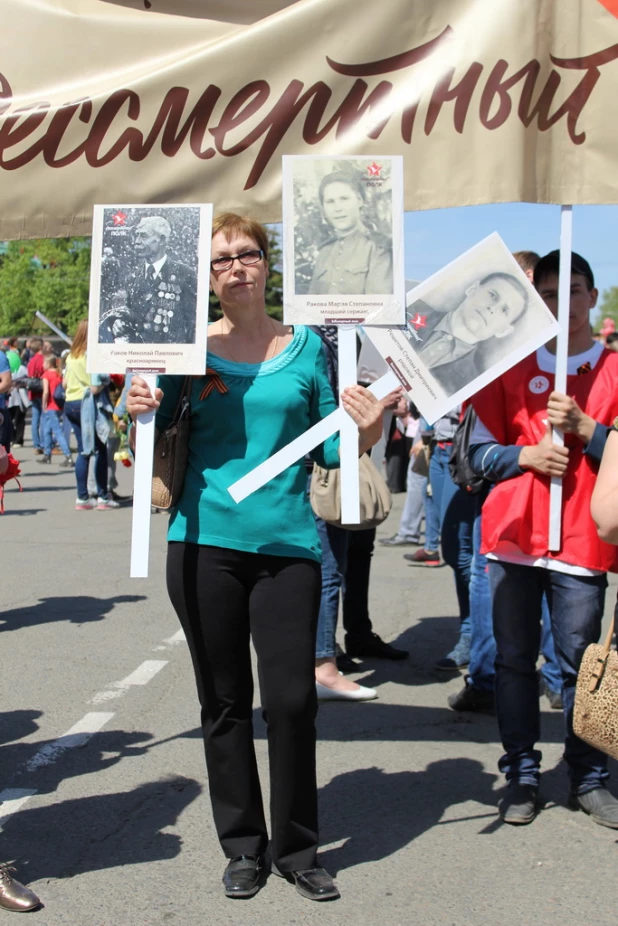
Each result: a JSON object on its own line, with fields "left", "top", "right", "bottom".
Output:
{"left": 2, "top": 226, "right": 618, "bottom": 911}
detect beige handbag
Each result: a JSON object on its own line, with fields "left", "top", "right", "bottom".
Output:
{"left": 309, "top": 455, "right": 392, "bottom": 531}
{"left": 151, "top": 377, "right": 192, "bottom": 510}
{"left": 573, "top": 596, "right": 618, "bottom": 761}
{"left": 411, "top": 442, "right": 431, "bottom": 477}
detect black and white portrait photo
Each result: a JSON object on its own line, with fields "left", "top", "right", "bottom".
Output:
{"left": 365, "top": 233, "right": 560, "bottom": 424}
{"left": 88, "top": 203, "right": 212, "bottom": 376}
{"left": 282, "top": 155, "right": 405, "bottom": 326}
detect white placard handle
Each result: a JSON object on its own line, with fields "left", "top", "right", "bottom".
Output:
{"left": 548, "top": 205, "right": 572, "bottom": 552}
{"left": 338, "top": 326, "right": 360, "bottom": 525}
{"left": 130, "top": 373, "right": 156, "bottom": 578}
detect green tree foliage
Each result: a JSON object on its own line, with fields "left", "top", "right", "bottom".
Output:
{"left": 0, "top": 238, "right": 91, "bottom": 336}
{"left": 597, "top": 287, "right": 618, "bottom": 331}
{"left": 209, "top": 226, "right": 283, "bottom": 321}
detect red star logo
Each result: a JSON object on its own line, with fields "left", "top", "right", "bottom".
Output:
{"left": 112, "top": 210, "right": 127, "bottom": 226}
{"left": 367, "top": 162, "right": 382, "bottom": 178}
{"left": 410, "top": 313, "right": 427, "bottom": 329}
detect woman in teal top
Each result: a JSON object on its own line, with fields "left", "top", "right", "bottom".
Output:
{"left": 127, "top": 213, "right": 387, "bottom": 903}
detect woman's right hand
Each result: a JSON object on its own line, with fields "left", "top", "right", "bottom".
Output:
{"left": 126, "top": 375, "right": 163, "bottom": 423}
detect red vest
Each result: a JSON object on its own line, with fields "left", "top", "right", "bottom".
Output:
{"left": 472, "top": 349, "right": 618, "bottom": 573}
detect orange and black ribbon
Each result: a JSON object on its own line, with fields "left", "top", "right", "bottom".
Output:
{"left": 577, "top": 361, "right": 592, "bottom": 376}
{"left": 199, "top": 368, "right": 229, "bottom": 400}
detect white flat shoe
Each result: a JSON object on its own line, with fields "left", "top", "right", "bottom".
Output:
{"left": 316, "top": 681, "right": 378, "bottom": 701}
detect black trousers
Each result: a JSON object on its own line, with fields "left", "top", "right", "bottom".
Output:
{"left": 167, "top": 542, "right": 321, "bottom": 871}
{"left": 343, "top": 527, "right": 376, "bottom": 647}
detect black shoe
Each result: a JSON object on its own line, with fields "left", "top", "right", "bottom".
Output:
{"left": 222, "top": 855, "right": 262, "bottom": 898}
{"left": 272, "top": 864, "right": 340, "bottom": 901}
{"left": 542, "top": 681, "right": 563, "bottom": 710}
{"left": 335, "top": 648, "right": 360, "bottom": 674}
{"left": 569, "top": 787, "right": 618, "bottom": 829}
{"left": 448, "top": 678, "right": 495, "bottom": 713}
{"left": 111, "top": 490, "right": 133, "bottom": 502}
{"left": 36, "top": 455, "right": 51, "bottom": 464}
{"left": 499, "top": 782, "right": 538, "bottom": 825}
{"left": 346, "top": 632, "right": 408, "bottom": 661}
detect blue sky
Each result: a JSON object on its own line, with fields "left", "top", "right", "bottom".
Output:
{"left": 404, "top": 204, "right": 618, "bottom": 326}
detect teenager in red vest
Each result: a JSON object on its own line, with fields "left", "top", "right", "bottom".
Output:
{"left": 470, "top": 251, "right": 618, "bottom": 828}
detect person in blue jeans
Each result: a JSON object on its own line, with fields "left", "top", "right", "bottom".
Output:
{"left": 423, "top": 409, "right": 475, "bottom": 670}
{"left": 469, "top": 249, "right": 618, "bottom": 828}
{"left": 312, "top": 516, "right": 377, "bottom": 701}
{"left": 449, "top": 495, "right": 563, "bottom": 712}
{"left": 36, "top": 355, "right": 73, "bottom": 467}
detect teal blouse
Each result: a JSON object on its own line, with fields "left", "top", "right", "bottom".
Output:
{"left": 156, "top": 326, "right": 340, "bottom": 562}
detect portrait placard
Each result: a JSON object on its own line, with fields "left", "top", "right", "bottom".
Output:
{"left": 365, "top": 233, "right": 561, "bottom": 424}
{"left": 282, "top": 156, "right": 405, "bottom": 326}
{"left": 87, "top": 203, "right": 212, "bottom": 375}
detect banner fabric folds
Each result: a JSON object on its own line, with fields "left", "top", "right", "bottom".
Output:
{"left": 2, "top": 0, "right": 618, "bottom": 238}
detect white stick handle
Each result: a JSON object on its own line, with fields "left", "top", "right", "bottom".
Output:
{"left": 338, "top": 326, "right": 360, "bottom": 525}
{"left": 130, "top": 373, "right": 156, "bottom": 578}
{"left": 548, "top": 205, "right": 572, "bottom": 552}
{"left": 228, "top": 371, "right": 399, "bottom": 503}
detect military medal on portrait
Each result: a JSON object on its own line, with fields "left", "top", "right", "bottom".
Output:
{"left": 87, "top": 203, "right": 212, "bottom": 376}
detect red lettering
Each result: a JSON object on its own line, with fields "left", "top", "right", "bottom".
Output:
{"left": 85, "top": 89, "right": 141, "bottom": 167}
{"left": 210, "top": 81, "right": 271, "bottom": 155}
{"left": 425, "top": 63, "right": 484, "bottom": 135}
{"left": 0, "top": 102, "right": 51, "bottom": 169}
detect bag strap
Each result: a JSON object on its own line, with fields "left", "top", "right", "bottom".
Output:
{"left": 587, "top": 591, "right": 617, "bottom": 692}
{"left": 169, "top": 376, "right": 192, "bottom": 427}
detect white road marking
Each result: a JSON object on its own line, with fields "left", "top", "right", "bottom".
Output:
{"left": 0, "top": 789, "right": 38, "bottom": 825}
{"left": 25, "top": 713, "right": 115, "bottom": 772}
{"left": 165, "top": 629, "right": 186, "bottom": 644}
{"left": 90, "top": 659, "right": 168, "bottom": 705}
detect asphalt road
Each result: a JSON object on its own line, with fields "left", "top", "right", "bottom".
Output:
{"left": 1, "top": 442, "right": 617, "bottom": 926}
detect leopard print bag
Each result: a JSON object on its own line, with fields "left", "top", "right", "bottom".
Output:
{"left": 573, "top": 596, "right": 618, "bottom": 761}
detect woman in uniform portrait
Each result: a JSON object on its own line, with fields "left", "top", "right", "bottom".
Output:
{"left": 307, "top": 171, "right": 393, "bottom": 296}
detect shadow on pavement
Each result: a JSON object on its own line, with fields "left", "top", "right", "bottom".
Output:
{"left": 0, "top": 594, "right": 147, "bottom": 632}
{"left": 2, "top": 775, "right": 202, "bottom": 882}
{"left": 317, "top": 759, "right": 499, "bottom": 874}
{"left": 0, "top": 710, "right": 43, "bottom": 746}
{"left": 1, "top": 508, "right": 46, "bottom": 516}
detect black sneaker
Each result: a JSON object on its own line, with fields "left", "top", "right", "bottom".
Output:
{"left": 335, "top": 646, "right": 360, "bottom": 674}
{"left": 499, "top": 782, "right": 538, "bottom": 825}
{"left": 346, "top": 632, "right": 408, "bottom": 661}
{"left": 569, "top": 787, "right": 618, "bottom": 828}
{"left": 448, "top": 678, "right": 495, "bottom": 713}
{"left": 541, "top": 680, "right": 563, "bottom": 710}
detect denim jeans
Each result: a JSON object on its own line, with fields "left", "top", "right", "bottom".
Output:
{"left": 30, "top": 397, "right": 42, "bottom": 450}
{"left": 488, "top": 560, "right": 608, "bottom": 792}
{"left": 424, "top": 481, "right": 440, "bottom": 552}
{"left": 314, "top": 518, "right": 349, "bottom": 659}
{"left": 467, "top": 499, "right": 494, "bottom": 691}
{"left": 64, "top": 399, "right": 108, "bottom": 500}
{"left": 42, "top": 410, "right": 71, "bottom": 457}
{"left": 429, "top": 445, "right": 474, "bottom": 635}
{"left": 469, "top": 498, "right": 563, "bottom": 694}
{"left": 397, "top": 462, "right": 425, "bottom": 542}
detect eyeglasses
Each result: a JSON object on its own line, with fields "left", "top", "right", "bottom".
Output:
{"left": 210, "top": 249, "right": 264, "bottom": 272}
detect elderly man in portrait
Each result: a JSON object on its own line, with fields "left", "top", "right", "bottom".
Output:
{"left": 100, "top": 216, "right": 197, "bottom": 344}
{"left": 407, "top": 272, "right": 528, "bottom": 395}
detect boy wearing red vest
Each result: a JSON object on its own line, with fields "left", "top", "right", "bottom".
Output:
{"left": 470, "top": 251, "right": 618, "bottom": 827}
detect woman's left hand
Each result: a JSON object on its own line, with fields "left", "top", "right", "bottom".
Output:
{"left": 341, "top": 385, "right": 386, "bottom": 455}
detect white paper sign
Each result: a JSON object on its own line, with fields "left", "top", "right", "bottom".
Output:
{"left": 282, "top": 155, "right": 405, "bottom": 327}
{"left": 365, "top": 233, "right": 561, "bottom": 424}
{"left": 87, "top": 203, "right": 212, "bottom": 376}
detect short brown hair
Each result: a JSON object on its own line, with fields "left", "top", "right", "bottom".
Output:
{"left": 512, "top": 250, "right": 540, "bottom": 274}
{"left": 30, "top": 338, "right": 42, "bottom": 352}
{"left": 44, "top": 355, "right": 58, "bottom": 370}
{"left": 211, "top": 213, "right": 269, "bottom": 263}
